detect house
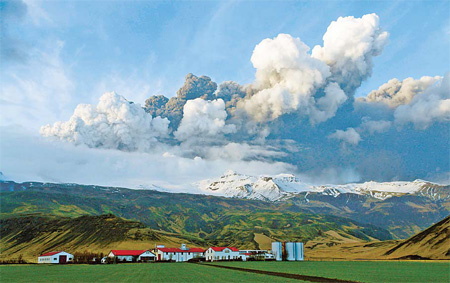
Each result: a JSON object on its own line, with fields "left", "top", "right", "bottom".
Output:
{"left": 156, "top": 244, "right": 204, "bottom": 262}
{"left": 204, "top": 247, "right": 240, "bottom": 261}
{"left": 38, "top": 251, "right": 73, "bottom": 264}
{"left": 108, "top": 250, "right": 155, "bottom": 262}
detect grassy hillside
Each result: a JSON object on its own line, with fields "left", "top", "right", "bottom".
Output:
{"left": 384, "top": 215, "right": 450, "bottom": 259}
{"left": 0, "top": 214, "right": 202, "bottom": 262}
{"left": 1, "top": 211, "right": 390, "bottom": 262}
{"left": 305, "top": 216, "right": 450, "bottom": 260}
{"left": 291, "top": 191, "right": 450, "bottom": 238}
{"left": 2, "top": 181, "right": 449, "bottom": 241}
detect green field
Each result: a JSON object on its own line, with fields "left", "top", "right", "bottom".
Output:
{"left": 0, "top": 263, "right": 301, "bottom": 283}
{"left": 1, "top": 261, "right": 449, "bottom": 283}
{"left": 209, "top": 261, "right": 450, "bottom": 283}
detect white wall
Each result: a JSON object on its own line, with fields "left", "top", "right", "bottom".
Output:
{"left": 38, "top": 252, "right": 73, "bottom": 264}
{"left": 205, "top": 248, "right": 239, "bottom": 261}
{"left": 157, "top": 250, "right": 204, "bottom": 262}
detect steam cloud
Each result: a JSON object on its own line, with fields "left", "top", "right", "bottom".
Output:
{"left": 175, "top": 98, "right": 236, "bottom": 141}
{"left": 311, "top": 13, "right": 389, "bottom": 93}
{"left": 41, "top": 92, "right": 170, "bottom": 151}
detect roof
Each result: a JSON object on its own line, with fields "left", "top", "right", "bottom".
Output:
{"left": 158, "top": 247, "right": 204, "bottom": 253}
{"left": 110, "top": 250, "right": 149, "bottom": 256}
{"left": 39, "top": 251, "right": 63, "bottom": 257}
{"left": 210, "top": 247, "right": 239, "bottom": 252}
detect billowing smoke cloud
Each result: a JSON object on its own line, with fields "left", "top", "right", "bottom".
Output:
{"left": 311, "top": 13, "right": 389, "bottom": 93}
{"left": 215, "top": 81, "right": 247, "bottom": 115}
{"left": 40, "top": 92, "right": 170, "bottom": 151}
{"left": 145, "top": 73, "right": 218, "bottom": 129}
{"left": 359, "top": 76, "right": 441, "bottom": 107}
{"left": 329, "top": 127, "right": 362, "bottom": 145}
{"left": 33, "top": 13, "right": 449, "bottom": 185}
{"left": 175, "top": 98, "right": 236, "bottom": 141}
{"left": 239, "top": 33, "right": 336, "bottom": 122}
{"left": 177, "top": 73, "right": 217, "bottom": 100}
{"left": 394, "top": 73, "right": 450, "bottom": 129}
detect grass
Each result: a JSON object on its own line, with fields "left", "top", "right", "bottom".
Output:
{"left": 209, "top": 261, "right": 450, "bottom": 283}
{"left": 0, "top": 263, "right": 301, "bottom": 283}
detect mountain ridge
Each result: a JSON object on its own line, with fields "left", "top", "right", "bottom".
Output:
{"left": 195, "top": 171, "right": 449, "bottom": 202}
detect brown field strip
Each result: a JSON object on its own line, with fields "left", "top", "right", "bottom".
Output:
{"left": 200, "top": 263, "right": 362, "bottom": 283}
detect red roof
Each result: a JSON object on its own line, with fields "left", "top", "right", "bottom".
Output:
{"left": 111, "top": 250, "right": 148, "bottom": 256}
{"left": 39, "top": 251, "right": 63, "bottom": 257}
{"left": 158, "top": 247, "right": 204, "bottom": 253}
{"left": 210, "top": 247, "right": 239, "bottom": 252}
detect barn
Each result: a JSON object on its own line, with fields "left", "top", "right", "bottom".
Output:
{"left": 108, "top": 250, "right": 155, "bottom": 262}
{"left": 38, "top": 251, "right": 74, "bottom": 264}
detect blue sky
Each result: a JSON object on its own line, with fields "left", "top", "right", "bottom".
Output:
{"left": 1, "top": 0, "right": 449, "bottom": 186}
{"left": 2, "top": 0, "right": 449, "bottom": 129}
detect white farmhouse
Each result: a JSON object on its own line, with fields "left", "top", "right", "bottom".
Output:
{"left": 38, "top": 251, "right": 73, "bottom": 264}
{"left": 205, "top": 247, "right": 240, "bottom": 261}
{"left": 156, "top": 244, "right": 204, "bottom": 262}
{"left": 108, "top": 250, "right": 155, "bottom": 262}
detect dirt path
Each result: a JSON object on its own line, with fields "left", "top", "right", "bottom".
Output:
{"left": 200, "top": 263, "right": 362, "bottom": 283}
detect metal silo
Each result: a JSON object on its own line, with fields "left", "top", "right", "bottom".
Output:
{"left": 286, "top": 242, "right": 295, "bottom": 261}
{"left": 271, "top": 242, "right": 282, "bottom": 261}
{"left": 295, "top": 242, "right": 304, "bottom": 261}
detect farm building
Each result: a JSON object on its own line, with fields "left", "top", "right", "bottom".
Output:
{"left": 108, "top": 250, "right": 155, "bottom": 262}
{"left": 38, "top": 251, "right": 73, "bottom": 264}
{"left": 156, "top": 244, "right": 204, "bottom": 262}
{"left": 238, "top": 250, "right": 273, "bottom": 261}
{"left": 205, "top": 247, "right": 240, "bottom": 261}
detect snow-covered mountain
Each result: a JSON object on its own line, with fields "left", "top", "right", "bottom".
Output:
{"left": 196, "top": 170, "right": 448, "bottom": 202}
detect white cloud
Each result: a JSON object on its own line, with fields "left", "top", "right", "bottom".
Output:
{"left": 329, "top": 127, "right": 362, "bottom": 145}
{"left": 394, "top": 73, "right": 450, "bottom": 129}
{"left": 175, "top": 98, "right": 236, "bottom": 141}
{"left": 0, "top": 127, "right": 295, "bottom": 191}
{"left": 360, "top": 119, "right": 392, "bottom": 134}
{"left": 312, "top": 13, "right": 389, "bottom": 93}
{"left": 40, "top": 92, "right": 170, "bottom": 151}
{"left": 309, "top": 82, "right": 348, "bottom": 124}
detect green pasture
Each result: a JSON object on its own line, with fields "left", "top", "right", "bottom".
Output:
{"left": 0, "top": 263, "right": 300, "bottom": 283}
{"left": 209, "top": 261, "right": 450, "bottom": 283}
{"left": 1, "top": 261, "right": 449, "bottom": 283}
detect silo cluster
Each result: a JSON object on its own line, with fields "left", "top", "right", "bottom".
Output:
{"left": 271, "top": 241, "right": 303, "bottom": 261}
